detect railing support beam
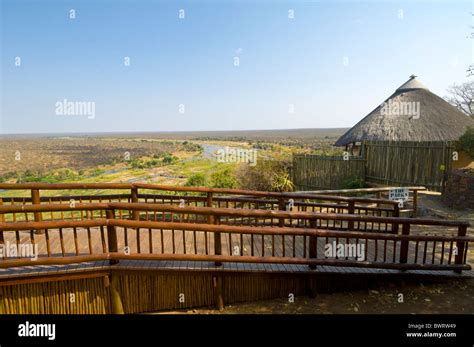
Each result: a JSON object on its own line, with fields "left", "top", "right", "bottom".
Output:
{"left": 214, "top": 216, "right": 222, "bottom": 267}
{"left": 308, "top": 219, "right": 317, "bottom": 269}
{"left": 31, "top": 189, "right": 44, "bottom": 234}
{"left": 130, "top": 187, "right": 139, "bottom": 220}
{"left": 454, "top": 226, "right": 467, "bottom": 274}
{"left": 399, "top": 223, "right": 410, "bottom": 267}
{"left": 106, "top": 209, "right": 119, "bottom": 265}
{"left": 109, "top": 274, "right": 124, "bottom": 314}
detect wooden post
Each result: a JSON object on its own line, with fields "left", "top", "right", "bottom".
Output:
{"left": 454, "top": 225, "right": 467, "bottom": 274}
{"left": 0, "top": 198, "right": 4, "bottom": 253}
{"left": 412, "top": 189, "right": 418, "bottom": 218}
{"left": 392, "top": 203, "right": 400, "bottom": 234}
{"left": 214, "top": 216, "right": 222, "bottom": 266}
{"left": 207, "top": 192, "right": 214, "bottom": 223}
{"left": 347, "top": 201, "right": 355, "bottom": 230}
{"left": 130, "top": 187, "right": 139, "bottom": 220}
{"left": 213, "top": 276, "right": 224, "bottom": 311}
{"left": 308, "top": 219, "right": 317, "bottom": 269}
{"left": 106, "top": 209, "right": 119, "bottom": 265}
{"left": 399, "top": 223, "right": 410, "bottom": 265}
{"left": 306, "top": 277, "right": 317, "bottom": 298}
{"left": 375, "top": 191, "right": 381, "bottom": 208}
{"left": 278, "top": 197, "right": 286, "bottom": 227}
{"left": 109, "top": 275, "right": 124, "bottom": 314}
{"left": 31, "top": 189, "right": 44, "bottom": 234}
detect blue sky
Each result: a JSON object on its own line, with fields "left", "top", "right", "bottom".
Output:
{"left": 1, "top": 0, "right": 472, "bottom": 134}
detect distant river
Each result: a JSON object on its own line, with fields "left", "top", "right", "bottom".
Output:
{"left": 200, "top": 143, "right": 226, "bottom": 159}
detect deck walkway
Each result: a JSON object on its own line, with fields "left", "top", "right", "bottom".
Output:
{"left": 1, "top": 226, "right": 472, "bottom": 280}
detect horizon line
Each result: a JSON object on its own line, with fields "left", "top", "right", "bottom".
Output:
{"left": 0, "top": 127, "right": 349, "bottom": 137}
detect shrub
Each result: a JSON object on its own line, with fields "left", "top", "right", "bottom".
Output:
{"left": 341, "top": 177, "right": 367, "bottom": 189}
{"left": 162, "top": 154, "right": 178, "bottom": 164}
{"left": 128, "top": 157, "right": 162, "bottom": 169}
{"left": 210, "top": 167, "right": 238, "bottom": 188}
{"left": 185, "top": 173, "right": 208, "bottom": 187}
{"left": 457, "top": 127, "right": 474, "bottom": 159}
{"left": 236, "top": 160, "right": 294, "bottom": 192}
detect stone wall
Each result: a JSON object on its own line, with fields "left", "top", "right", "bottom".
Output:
{"left": 442, "top": 169, "right": 474, "bottom": 209}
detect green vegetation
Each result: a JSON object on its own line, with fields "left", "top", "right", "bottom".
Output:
{"left": 185, "top": 173, "right": 208, "bottom": 187}
{"left": 127, "top": 154, "right": 179, "bottom": 169}
{"left": 17, "top": 168, "right": 79, "bottom": 183}
{"left": 0, "top": 133, "right": 333, "bottom": 196}
{"left": 457, "top": 127, "right": 474, "bottom": 159}
{"left": 236, "top": 160, "right": 294, "bottom": 192}
{"left": 341, "top": 177, "right": 367, "bottom": 189}
{"left": 184, "top": 167, "right": 238, "bottom": 189}
{"left": 210, "top": 167, "right": 238, "bottom": 188}
{"left": 162, "top": 153, "right": 178, "bottom": 164}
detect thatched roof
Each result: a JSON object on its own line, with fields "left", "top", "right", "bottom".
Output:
{"left": 335, "top": 76, "right": 474, "bottom": 146}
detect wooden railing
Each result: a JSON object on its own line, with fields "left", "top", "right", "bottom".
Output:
{"left": 0, "top": 182, "right": 400, "bottom": 233}
{"left": 294, "top": 186, "right": 426, "bottom": 217}
{"left": 0, "top": 199, "right": 471, "bottom": 273}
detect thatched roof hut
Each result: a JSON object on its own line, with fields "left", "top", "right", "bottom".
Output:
{"left": 335, "top": 75, "right": 474, "bottom": 147}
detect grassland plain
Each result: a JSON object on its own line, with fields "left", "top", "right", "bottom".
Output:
{"left": 0, "top": 129, "right": 345, "bottom": 197}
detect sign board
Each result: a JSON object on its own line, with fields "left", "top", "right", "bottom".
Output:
{"left": 389, "top": 188, "right": 409, "bottom": 202}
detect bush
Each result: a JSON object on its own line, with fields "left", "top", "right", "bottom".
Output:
{"left": 128, "top": 157, "right": 161, "bottom": 169}
{"left": 236, "top": 160, "right": 294, "bottom": 192}
{"left": 341, "top": 177, "right": 367, "bottom": 189}
{"left": 210, "top": 167, "right": 238, "bottom": 189}
{"left": 18, "top": 168, "right": 79, "bottom": 183}
{"left": 162, "top": 154, "right": 178, "bottom": 165}
{"left": 185, "top": 173, "right": 208, "bottom": 187}
{"left": 457, "top": 127, "right": 474, "bottom": 159}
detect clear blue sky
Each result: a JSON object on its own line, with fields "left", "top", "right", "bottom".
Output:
{"left": 0, "top": 0, "right": 472, "bottom": 134}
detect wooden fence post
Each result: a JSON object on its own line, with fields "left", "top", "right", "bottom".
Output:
{"left": 392, "top": 203, "right": 400, "bottom": 234}
{"left": 130, "top": 187, "right": 139, "bottom": 220}
{"left": 454, "top": 225, "right": 467, "bottom": 274}
{"left": 31, "top": 189, "right": 44, "bottom": 234}
{"left": 375, "top": 191, "right": 382, "bottom": 208}
{"left": 308, "top": 219, "right": 317, "bottom": 269}
{"left": 213, "top": 276, "right": 224, "bottom": 311}
{"left": 347, "top": 201, "right": 355, "bottom": 230}
{"left": 109, "top": 274, "right": 124, "bottom": 314}
{"left": 278, "top": 197, "right": 286, "bottom": 227}
{"left": 106, "top": 209, "right": 119, "bottom": 265}
{"left": 412, "top": 189, "right": 418, "bottom": 217}
{"left": 207, "top": 192, "right": 214, "bottom": 223}
{"left": 214, "top": 216, "right": 222, "bottom": 266}
{"left": 0, "top": 198, "right": 4, "bottom": 252}
{"left": 399, "top": 223, "right": 410, "bottom": 266}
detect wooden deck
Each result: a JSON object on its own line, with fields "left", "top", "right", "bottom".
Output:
{"left": 0, "top": 184, "right": 472, "bottom": 313}
{"left": 1, "top": 226, "right": 472, "bottom": 280}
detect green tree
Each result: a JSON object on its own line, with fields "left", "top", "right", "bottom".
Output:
{"left": 457, "top": 127, "right": 474, "bottom": 159}
{"left": 185, "top": 173, "right": 208, "bottom": 187}
{"left": 210, "top": 167, "right": 238, "bottom": 188}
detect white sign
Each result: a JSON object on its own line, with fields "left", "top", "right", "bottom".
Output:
{"left": 389, "top": 188, "right": 409, "bottom": 202}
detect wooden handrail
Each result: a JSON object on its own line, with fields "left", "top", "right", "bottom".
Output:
{"left": 0, "top": 217, "right": 471, "bottom": 273}
{"left": 294, "top": 186, "right": 427, "bottom": 194}
{"left": 0, "top": 182, "right": 400, "bottom": 206}
{"left": 0, "top": 201, "right": 470, "bottom": 227}
{"left": 0, "top": 252, "right": 470, "bottom": 271}
{"left": 0, "top": 219, "right": 472, "bottom": 242}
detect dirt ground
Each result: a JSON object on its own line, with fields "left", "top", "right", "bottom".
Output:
{"left": 165, "top": 278, "right": 474, "bottom": 314}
